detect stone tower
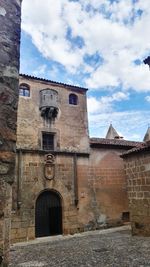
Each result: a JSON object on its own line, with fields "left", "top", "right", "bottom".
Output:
{"left": 105, "top": 124, "right": 123, "bottom": 139}
{"left": 143, "top": 126, "right": 150, "bottom": 142}
{"left": 0, "top": 0, "right": 21, "bottom": 266}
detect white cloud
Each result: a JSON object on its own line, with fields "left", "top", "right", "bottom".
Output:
{"left": 89, "top": 109, "right": 150, "bottom": 141}
{"left": 87, "top": 92, "right": 149, "bottom": 141}
{"left": 22, "top": 0, "right": 84, "bottom": 73}
{"left": 32, "top": 64, "right": 47, "bottom": 77}
{"left": 86, "top": 69, "right": 119, "bottom": 89}
{"left": 111, "top": 91, "right": 129, "bottom": 101}
{"left": 21, "top": 0, "right": 150, "bottom": 92}
{"left": 145, "top": 96, "right": 150, "bottom": 103}
{"left": 20, "top": 0, "right": 150, "bottom": 141}
{"left": 87, "top": 92, "right": 129, "bottom": 114}
{"left": 87, "top": 96, "right": 112, "bottom": 114}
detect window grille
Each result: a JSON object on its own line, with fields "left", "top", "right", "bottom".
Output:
{"left": 42, "top": 133, "right": 54, "bottom": 150}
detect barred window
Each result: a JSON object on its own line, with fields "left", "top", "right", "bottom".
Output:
{"left": 42, "top": 133, "right": 54, "bottom": 150}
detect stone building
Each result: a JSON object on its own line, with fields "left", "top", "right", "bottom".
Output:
{"left": 0, "top": 0, "right": 21, "bottom": 266}
{"left": 0, "top": 2, "right": 149, "bottom": 266}
{"left": 10, "top": 74, "right": 142, "bottom": 243}
{"left": 122, "top": 134, "right": 150, "bottom": 236}
{"left": 122, "top": 58, "right": 150, "bottom": 237}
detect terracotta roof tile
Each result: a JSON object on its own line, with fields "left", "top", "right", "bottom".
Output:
{"left": 121, "top": 142, "right": 150, "bottom": 157}
{"left": 20, "top": 74, "right": 88, "bottom": 92}
{"left": 90, "top": 138, "right": 142, "bottom": 148}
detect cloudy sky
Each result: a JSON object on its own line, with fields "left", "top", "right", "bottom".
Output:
{"left": 20, "top": 0, "right": 150, "bottom": 141}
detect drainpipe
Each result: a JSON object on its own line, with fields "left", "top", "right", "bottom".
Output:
{"left": 73, "top": 153, "right": 78, "bottom": 206}
{"left": 17, "top": 150, "right": 22, "bottom": 209}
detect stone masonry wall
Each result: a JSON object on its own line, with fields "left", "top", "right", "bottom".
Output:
{"left": 11, "top": 147, "right": 129, "bottom": 243}
{"left": 11, "top": 152, "right": 84, "bottom": 243}
{"left": 124, "top": 152, "right": 150, "bottom": 236}
{"left": 0, "top": 0, "right": 21, "bottom": 266}
{"left": 11, "top": 76, "right": 129, "bottom": 243}
{"left": 77, "top": 148, "right": 129, "bottom": 230}
{"left": 11, "top": 75, "right": 90, "bottom": 243}
{"left": 17, "top": 76, "right": 89, "bottom": 153}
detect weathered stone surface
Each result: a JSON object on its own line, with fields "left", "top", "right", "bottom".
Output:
{"left": 17, "top": 75, "right": 89, "bottom": 153}
{"left": 0, "top": 0, "right": 21, "bottom": 266}
{"left": 0, "top": 0, "right": 21, "bottom": 175}
{"left": 0, "top": 164, "right": 9, "bottom": 175}
{"left": 124, "top": 153, "right": 150, "bottom": 236}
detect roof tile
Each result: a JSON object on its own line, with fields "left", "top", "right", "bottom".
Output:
{"left": 90, "top": 138, "right": 142, "bottom": 148}
{"left": 121, "top": 142, "right": 150, "bottom": 157}
{"left": 20, "top": 74, "right": 88, "bottom": 92}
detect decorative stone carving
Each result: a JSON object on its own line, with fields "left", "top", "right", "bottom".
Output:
{"left": 39, "top": 89, "right": 59, "bottom": 120}
{"left": 44, "top": 154, "right": 55, "bottom": 180}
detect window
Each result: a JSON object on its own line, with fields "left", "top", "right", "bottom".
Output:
{"left": 42, "top": 132, "right": 54, "bottom": 150}
{"left": 69, "top": 94, "right": 78, "bottom": 105}
{"left": 19, "top": 83, "right": 30, "bottom": 97}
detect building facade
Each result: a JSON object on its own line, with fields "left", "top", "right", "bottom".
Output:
{"left": 11, "top": 75, "right": 141, "bottom": 243}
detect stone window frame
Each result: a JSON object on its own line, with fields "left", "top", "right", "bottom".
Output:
{"left": 19, "top": 83, "right": 30, "bottom": 97}
{"left": 41, "top": 130, "right": 59, "bottom": 151}
{"left": 39, "top": 128, "right": 60, "bottom": 151}
{"left": 69, "top": 93, "right": 78, "bottom": 105}
{"left": 42, "top": 132, "right": 55, "bottom": 151}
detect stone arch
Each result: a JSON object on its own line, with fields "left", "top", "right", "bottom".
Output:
{"left": 35, "top": 189, "right": 63, "bottom": 237}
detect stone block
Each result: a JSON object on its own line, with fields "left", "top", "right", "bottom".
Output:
{"left": 27, "top": 227, "right": 35, "bottom": 240}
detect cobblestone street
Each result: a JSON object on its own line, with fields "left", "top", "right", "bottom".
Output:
{"left": 9, "top": 226, "right": 150, "bottom": 267}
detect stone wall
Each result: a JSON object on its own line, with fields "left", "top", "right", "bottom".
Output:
{"left": 11, "top": 147, "right": 129, "bottom": 243}
{"left": 0, "top": 0, "right": 21, "bottom": 265}
{"left": 17, "top": 75, "right": 89, "bottom": 153}
{"left": 11, "top": 152, "right": 85, "bottom": 242}
{"left": 77, "top": 148, "right": 129, "bottom": 230}
{"left": 123, "top": 152, "right": 150, "bottom": 236}
{"left": 11, "top": 76, "right": 90, "bottom": 242}
{"left": 11, "top": 76, "right": 129, "bottom": 243}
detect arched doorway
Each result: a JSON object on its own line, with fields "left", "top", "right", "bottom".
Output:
{"left": 35, "top": 190, "right": 62, "bottom": 237}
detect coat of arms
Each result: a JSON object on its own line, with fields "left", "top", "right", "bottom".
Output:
{"left": 44, "top": 154, "right": 55, "bottom": 180}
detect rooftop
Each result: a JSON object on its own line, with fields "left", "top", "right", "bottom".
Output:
{"left": 121, "top": 142, "right": 150, "bottom": 157}
{"left": 20, "top": 74, "right": 88, "bottom": 92}
{"left": 90, "top": 138, "right": 142, "bottom": 149}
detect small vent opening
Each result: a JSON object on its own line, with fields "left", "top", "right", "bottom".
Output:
{"left": 122, "top": 212, "right": 130, "bottom": 222}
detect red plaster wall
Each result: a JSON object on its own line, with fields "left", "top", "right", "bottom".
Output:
{"left": 77, "top": 148, "right": 129, "bottom": 230}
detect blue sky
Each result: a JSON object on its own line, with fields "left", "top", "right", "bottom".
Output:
{"left": 20, "top": 0, "right": 150, "bottom": 141}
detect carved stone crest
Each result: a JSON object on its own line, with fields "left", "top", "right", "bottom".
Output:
{"left": 44, "top": 154, "right": 55, "bottom": 180}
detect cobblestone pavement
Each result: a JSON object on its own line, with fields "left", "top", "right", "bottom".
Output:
{"left": 9, "top": 226, "right": 150, "bottom": 267}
